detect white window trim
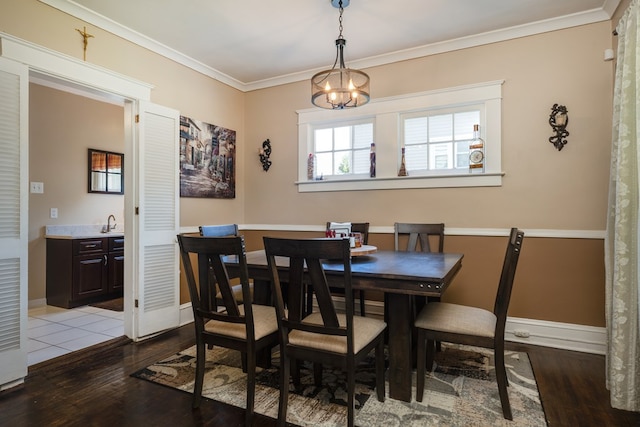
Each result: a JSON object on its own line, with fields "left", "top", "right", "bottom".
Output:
{"left": 297, "top": 80, "right": 504, "bottom": 192}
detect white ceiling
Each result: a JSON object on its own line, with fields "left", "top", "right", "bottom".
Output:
{"left": 40, "top": 0, "right": 620, "bottom": 91}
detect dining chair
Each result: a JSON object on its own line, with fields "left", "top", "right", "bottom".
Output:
{"left": 324, "top": 221, "right": 370, "bottom": 316}
{"left": 177, "top": 233, "right": 279, "bottom": 426}
{"left": 415, "top": 227, "right": 525, "bottom": 420}
{"left": 392, "top": 222, "right": 446, "bottom": 346}
{"left": 199, "top": 224, "right": 252, "bottom": 308}
{"left": 263, "top": 237, "right": 386, "bottom": 427}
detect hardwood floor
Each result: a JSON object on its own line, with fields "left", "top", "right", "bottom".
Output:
{"left": 0, "top": 324, "right": 638, "bottom": 427}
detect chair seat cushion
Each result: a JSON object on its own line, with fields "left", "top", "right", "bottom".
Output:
{"left": 204, "top": 304, "right": 278, "bottom": 340}
{"left": 415, "top": 302, "right": 496, "bottom": 338}
{"left": 289, "top": 313, "right": 386, "bottom": 354}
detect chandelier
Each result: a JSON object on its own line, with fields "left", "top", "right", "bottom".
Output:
{"left": 311, "top": 0, "right": 370, "bottom": 109}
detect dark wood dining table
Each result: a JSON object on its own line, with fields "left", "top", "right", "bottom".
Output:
{"left": 225, "top": 249, "right": 463, "bottom": 402}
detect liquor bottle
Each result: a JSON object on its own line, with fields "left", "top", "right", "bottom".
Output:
{"left": 468, "top": 124, "right": 485, "bottom": 173}
{"left": 398, "top": 147, "right": 408, "bottom": 176}
{"left": 307, "top": 153, "right": 315, "bottom": 180}
{"left": 369, "top": 143, "right": 376, "bottom": 177}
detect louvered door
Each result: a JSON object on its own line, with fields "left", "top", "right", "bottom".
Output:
{"left": 134, "top": 101, "right": 180, "bottom": 338}
{"left": 0, "top": 57, "right": 28, "bottom": 389}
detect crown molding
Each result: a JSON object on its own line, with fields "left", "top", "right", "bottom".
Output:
{"left": 39, "top": 0, "right": 618, "bottom": 93}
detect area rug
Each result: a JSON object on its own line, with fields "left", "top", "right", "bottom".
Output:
{"left": 132, "top": 343, "right": 547, "bottom": 426}
{"left": 89, "top": 297, "right": 123, "bottom": 312}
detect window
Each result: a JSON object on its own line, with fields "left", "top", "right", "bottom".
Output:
{"left": 88, "top": 148, "right": 124, "bottom": 194}
{"left": 297, "top": 80, "right": 503, "bottom": 192}
{"left": 313, "top": 121, "right": 373, "bottom": 178}
{"left": 402, "top": 108, "right": 481, "bottom": 174}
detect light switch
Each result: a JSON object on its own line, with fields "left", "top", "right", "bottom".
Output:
{"left": 50, "top": 208, "right": 58, "bottom": 219}
{"left": 30, "top": 182, "right": 44, "bottom": 193}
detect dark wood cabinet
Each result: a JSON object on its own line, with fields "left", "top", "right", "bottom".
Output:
{"left": 47, "top": 236, "right": 124, "bottom": 308}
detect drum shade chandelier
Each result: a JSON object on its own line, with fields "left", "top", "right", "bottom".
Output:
{"left": 311, "top": 0, "right": 370, "bottom": 109}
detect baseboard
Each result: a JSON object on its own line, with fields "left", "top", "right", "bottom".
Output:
{"left": 178, "top": 300, "right": 606, "bottom": 355}
{"left": 28, "top": 298, "right": 47, "bottom": 309}
{"left": 180, "top": 303, "right": 194, "bottom": 326}
{"left": 505, "top": 316, "right": 606, "bottom": 355}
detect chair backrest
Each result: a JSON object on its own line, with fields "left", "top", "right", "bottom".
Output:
{"left": 177, "top": 234, "right": 255, "bottom": 336}
{"left": 199, "top": 224, "right": 239, "bottom": 237}
{"left": 493, "top": 228, "right": 525, "bottom": 335}
{"left": 326, "top": 221, "right": 370, "bottom": 244}
{"left": 263, "top": 237, "right": 353, "bottom": 346}
{"left": 394, "top": 222, "right": 445, "bottom": 253}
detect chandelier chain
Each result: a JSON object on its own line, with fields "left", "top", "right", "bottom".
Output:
{"left": 338, "top": 1, "right": 344, "bottom": 39}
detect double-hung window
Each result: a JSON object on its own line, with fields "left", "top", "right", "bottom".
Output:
{"left": 402, "top": 108, "right": 481, "bottom": 175}
{"left": 297, "top": 80, "right": 503, "bottom": 192}
{"left": 313, "top": 120, "right": 374, "bottom": 178}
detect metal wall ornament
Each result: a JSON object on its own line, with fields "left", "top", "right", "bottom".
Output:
{"left": 549, "top": 104, "right": 569, "bottom": 151}
{"left": 259, "top": 139, "right": 272, "bottom": 171}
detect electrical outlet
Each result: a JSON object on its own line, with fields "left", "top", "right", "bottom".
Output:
{"left": 50, "top": 208, "right": 58, "bottom": 219}
{"left": 513, "top": 329, "right": 530, "bottom": 338}
{"left": 30, "top": 182, "right": 44, "bottom": 193}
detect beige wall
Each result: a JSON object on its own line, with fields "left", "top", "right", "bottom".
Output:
{"left": 244, "top": 23, "right": 613, "bottom": 229}
{"left": 243, "top": 22, "right": 614, "bottom": 328}
{"left": 5, "top": 0, "right": 617, "bottom": 328}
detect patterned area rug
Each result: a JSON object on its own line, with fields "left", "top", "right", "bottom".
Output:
{"left": 132, "top": 343, "right": 547, "bottom": 426}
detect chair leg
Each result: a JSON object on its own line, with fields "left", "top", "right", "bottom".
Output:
{"left": 416, "top": 330, "right": 426, "bottom": 402}
{"left": 278, "top": 352, "right": 290, "bottom": 427}
{"left": 426, "top": 339, "right": 436, "bottom": 372}
{"left": 375, "top": 337, "right": 385, "bottom": 402}
{"left": 313, "top": 362, "right": 323, "bottom": 386}
{"left": 245, "top": 349, "right": 256, "bottom": 426}
{"left": 347, "top": 362, "right": 355, "bottom": 427}
{"left": 358, "top": 290, "right": 366, "bottom": 316}
{"left": 192, "top": 341, "right": 206, "bottom": 408}
{"left": 292, "top": 358, "right": 301, "bottom": 387}
{"left": 494, "top": 345, "right": 513, "bottom": 420}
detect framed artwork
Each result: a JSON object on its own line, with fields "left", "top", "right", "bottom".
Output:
{"left": 179, "top": 116, "right": 236, "bottom": 198}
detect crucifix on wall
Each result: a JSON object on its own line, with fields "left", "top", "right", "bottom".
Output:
{"left": 75, "top": 26, "right": 94, "bottom": 61}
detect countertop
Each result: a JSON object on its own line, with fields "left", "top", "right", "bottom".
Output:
{"left": 45, "top": 224, "right": 124, "bottom": 239}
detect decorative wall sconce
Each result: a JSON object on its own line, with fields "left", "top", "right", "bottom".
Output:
{"left": 549, "top": 104, "right": 569, "bottom": 151}
{"left": 259, "top": 139, "right": 272, "bottom": 171}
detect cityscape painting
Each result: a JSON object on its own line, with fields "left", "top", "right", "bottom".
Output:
{"left": 179, "top": 116, "right": 236, "bottom": 199}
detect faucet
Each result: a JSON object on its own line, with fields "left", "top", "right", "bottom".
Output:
{"left": 106, "top": 214, "right": 116, "bottom": 232}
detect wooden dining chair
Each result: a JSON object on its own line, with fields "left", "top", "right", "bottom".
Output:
{"left": 198, "top": 224, "right": 253, "bottom": 308}
{"left": 263, "top": 237, "right": 386, "bottom": 427}
{"left": 392, "top": 222, "right": 446, "bottom": 345}
{"left": 323, "top": 221, "right": 370, "bottom": 316}
{"left": 177, "top": 233, "right": 279, "bottom": 426}
{"left": 415, "top": 228, "right": 524, "bottom": 420}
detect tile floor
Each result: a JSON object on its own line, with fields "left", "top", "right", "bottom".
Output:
{"left": 28, "top": 304, "right": 124, "bottom": 366}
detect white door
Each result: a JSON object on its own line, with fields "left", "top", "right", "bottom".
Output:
{"left": 133, "top": 101, "right": 181, "bottom": 338}
{"left": 0, "top": 57, "right": 28, "bottom": 389}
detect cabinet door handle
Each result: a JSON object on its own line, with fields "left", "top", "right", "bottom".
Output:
{"left": 104, "top": 254, "right": 108, "bottom": 266}
{"left": 85, "top": 244, "right": 97, "bottom": 248}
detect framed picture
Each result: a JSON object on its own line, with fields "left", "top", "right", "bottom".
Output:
{"left": 179, "top": 116, "right": 236, "bottom": 199}
{"left": 88, "top": 148, "right": 124, "bottom": 194}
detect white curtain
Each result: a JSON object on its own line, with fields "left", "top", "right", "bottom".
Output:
{"left": 605, "top": 0, "right": 640, "bottom": 412}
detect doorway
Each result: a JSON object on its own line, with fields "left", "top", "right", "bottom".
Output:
{"left": 27, "top": 80, "right": 128, "bottom": 366}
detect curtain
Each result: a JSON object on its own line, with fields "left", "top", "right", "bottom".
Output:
{"left": 605, "top": 0, "right": 640, "bottom": 412}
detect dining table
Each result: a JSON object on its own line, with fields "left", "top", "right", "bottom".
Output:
{"left": 225, "top": 248, "right": 464, "bottom": 402}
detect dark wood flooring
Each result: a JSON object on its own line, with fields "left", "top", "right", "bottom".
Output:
{"left": 1, "top": 325, "right": 638, "bottom": 427}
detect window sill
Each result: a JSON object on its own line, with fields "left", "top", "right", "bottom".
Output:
{"left": 296, "top": 172, "right": 504, "bottom": 192}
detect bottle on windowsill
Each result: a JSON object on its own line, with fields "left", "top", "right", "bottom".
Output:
{"left": 398, "top": 147, "right": 408, "bottom": 176}
{"left": 468, "top": 124, "right": 485, "bottom": 173}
